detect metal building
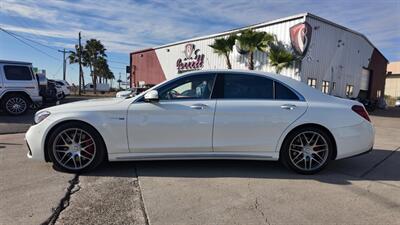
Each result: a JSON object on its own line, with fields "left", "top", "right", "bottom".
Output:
{"left": 385, "top": 61, "right": 400, "bottom": 98}
{"left": 129, "top": 13, "right": 388, "bottom": 100}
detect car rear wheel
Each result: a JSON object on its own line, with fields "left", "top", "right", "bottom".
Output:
{"left": 47, "top": 122, "right": 106, "bottom": 173}
{"left": 2, "top": 94, "right": 29, "bottom": 115}
{"left": 280, "top": 127, "right": 333, "bottom": 174}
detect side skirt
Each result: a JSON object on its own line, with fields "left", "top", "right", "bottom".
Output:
{"left": 108, "top": 152, "right": 280, "bottom": 162}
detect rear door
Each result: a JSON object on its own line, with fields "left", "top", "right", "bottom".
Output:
{"left": 212, "top": 73, "right": 307, "bottom": 152}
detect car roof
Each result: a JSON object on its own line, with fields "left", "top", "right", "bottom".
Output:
{"left": 180, "top": 69, "right": 332, "bottom": 101}
{"left": 0, "top": 60, "right": 32, "bottom": 65}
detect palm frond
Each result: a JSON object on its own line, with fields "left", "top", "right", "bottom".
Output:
{"left": 268, "top": 43, "right": 296, "bottom": 74}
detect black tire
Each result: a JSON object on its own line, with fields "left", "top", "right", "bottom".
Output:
{"left": 47, "top": 121, "right": 106, "bottom": 173}
{"left": 2, "top": 94, "right": 29, "bottom": 115}
{"left": 280, "top": 126, "right": 333, "bottom": 175}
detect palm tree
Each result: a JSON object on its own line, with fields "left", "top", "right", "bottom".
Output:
{"left": 236, "top": 29, "right": 274, "bottom": 70}
{"left": 268, "top": 43, "right": 296, "bottom": 74}
{"left": 94, "top": 57, "right": 113, "bottom": 85}
{"left": 209, "top": 34, "right": 236, "bottom": 69}
{"left": 68, "top": 45, "right": 86, "bottom": 94}
{"left": 84, "top": 39, "right": 107, "bottom": 94}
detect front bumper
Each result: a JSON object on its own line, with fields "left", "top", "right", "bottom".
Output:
{"left": 25, "top": 123, "right": 47, "bottom": 161}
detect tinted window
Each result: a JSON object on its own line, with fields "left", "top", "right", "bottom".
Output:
{"left": 4, "top": 66, "right": 33, "bottom": 80}
{"left": 222, "top": 74, "right": 273, "bottom": 99}
{"left": 158, "top": 74, "right": 215, "bottom": 100}
{"left": 275, "top": 82, "right": 299, "bottom": 100}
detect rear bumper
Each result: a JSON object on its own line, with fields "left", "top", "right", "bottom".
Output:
{"left": 332, "top": 120, "right": 374, "bottom": 160}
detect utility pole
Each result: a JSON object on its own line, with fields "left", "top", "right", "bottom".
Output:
{"left": 118, "top": 72, "right": 122, "bottom": 90}
{"left": 78, "top": 32, "right": 83, "bottom": 95}
{"left": 58, "top": 49, "right": 67, "bottom": 80}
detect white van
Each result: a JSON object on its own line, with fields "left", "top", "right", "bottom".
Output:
{"left": 0, "top": 60, "right": 42, "bottom": 115}
{"left": 84, "top": 83, "right": 110, "bottom": 93}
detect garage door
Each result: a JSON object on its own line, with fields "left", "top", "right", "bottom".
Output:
{"left": 360, "top": 68, "right": 370, "bottom": 91}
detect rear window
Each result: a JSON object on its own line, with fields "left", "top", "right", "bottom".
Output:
{"left": 4, "top": 65, "right": 33, "bottom": 80}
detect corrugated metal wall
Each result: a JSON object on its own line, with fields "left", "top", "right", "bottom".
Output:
{"left": 151, "top": 15, "right": 375, "bottom": 98}
{"left": 155, "top": 17, "right": 305, "bottom": 81}
{"left": 301, "top": 17, "right": 373, "bottom": 97}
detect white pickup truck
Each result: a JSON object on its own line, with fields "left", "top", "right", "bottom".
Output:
{"left": 0, "top": 60, "right": 42, "bottom": 115}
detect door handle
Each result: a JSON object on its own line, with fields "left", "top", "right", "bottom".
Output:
{"left": 190, "top": 104, "right": 207, "bottom": 110}
{"left": 281, "top": 104, "right": 296, "bottom": 110}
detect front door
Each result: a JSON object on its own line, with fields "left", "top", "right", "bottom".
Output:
{"left": 127, "top": 73, "right": 217, "bottom": 153}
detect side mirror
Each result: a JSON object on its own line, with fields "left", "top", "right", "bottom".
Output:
{"left": 144, "top": 90, "right": 159, "bottom": 102}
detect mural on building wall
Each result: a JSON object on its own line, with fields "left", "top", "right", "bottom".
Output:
{"left": 290, "top": 22, "right": 312, "bottom": 56}
{"left": 176, "top": 43, "right": 205, "bottom": 72}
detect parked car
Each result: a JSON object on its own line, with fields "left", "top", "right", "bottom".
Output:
{"left": 26, "top": 70, "right": 374, "bottom": 174}
{"left": 116, "top": 87, "right": 149, "bottom": 98}
{"left": 0, "top": 60, "right": 42, "bottom": 115}
{"left": 84, "top": 83, "right": 110, "bottom": 93}
{"left": 48, "top": 80, "right": 64, "bottom": 100}
{"left": 353, "top": 97, "right": 376, "bottom": 112}
{"left": 395, "top": 98, "right": 400, "bottom": 107}
{"left": 55, "top": 80, "right": 70, "bottom": 98}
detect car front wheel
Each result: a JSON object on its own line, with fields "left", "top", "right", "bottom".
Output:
{"left": 280, "top": 127, "right": 333, "bottom": 174}
{"left": 2, "top": 94, "right": 29, "bottom": 115}
{"left": 47, "top": 122, "right": 106, "bottom": 173}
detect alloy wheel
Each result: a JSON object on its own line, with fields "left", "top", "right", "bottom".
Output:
{"left": 52, "top": 128, "right": 97, "bottom": 170}
{"left": 288, "top": 131, "right": 329, "bottom": 171}
{"left": 6, "top": 97, "right": 27, "bottom": 115}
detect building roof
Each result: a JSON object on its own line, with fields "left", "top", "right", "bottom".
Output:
{"left": 131, "top": 13, "right": 388, "bottom": 62}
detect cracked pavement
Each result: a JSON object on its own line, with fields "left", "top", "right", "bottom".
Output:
{"left": 0, "top": 110, "right": 399, "bottom": 225}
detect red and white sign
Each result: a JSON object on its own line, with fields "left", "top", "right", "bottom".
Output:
{"left": 177, "top": 44, "right": 205, "bottom": 72}
{"left": 290, "top": 22, "right": 312, "bottom": 56}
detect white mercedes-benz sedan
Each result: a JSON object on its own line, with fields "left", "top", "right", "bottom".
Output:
{"left": 26, "top": 70, "right": 374, "bottom": 174}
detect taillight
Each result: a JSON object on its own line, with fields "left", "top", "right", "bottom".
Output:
{"left": 351, "top": 105, "right": 370, "bottom": 122}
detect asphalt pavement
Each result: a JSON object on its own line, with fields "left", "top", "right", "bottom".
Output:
{"left": 0, "top": 108, "right": 399, "bottom": 225}
{"left": 0, "top": 96, "right": 109, "bottom": 134}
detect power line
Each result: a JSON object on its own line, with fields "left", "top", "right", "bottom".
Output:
{"left": 0, "top": 26, "right": 59, "bottom": 52}
{"left": 109, "top": 65, "right": 126, "bottom": 70}
{"left": 0, "top": 27, "right": 60, "bottom": 61}
{"left": 108, "top": 60, "right": 127, "bottom": 65}
{"left": 51, "top": 64, "right": 63, "bottom": 78}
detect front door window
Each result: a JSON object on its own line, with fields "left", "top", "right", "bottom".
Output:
{"left": 158, "top": 74, "right": 215, "bottom": 100}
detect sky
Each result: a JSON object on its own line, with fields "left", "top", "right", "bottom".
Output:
{"left": 0, "top": 0, "right": 399, "bottom": 86}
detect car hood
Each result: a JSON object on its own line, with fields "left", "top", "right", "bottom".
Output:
{"left": 43, "top": 98, "right": 126, "bottom": 113}
{"left": 116, "top": 91, "right": 132, "bottom": 97}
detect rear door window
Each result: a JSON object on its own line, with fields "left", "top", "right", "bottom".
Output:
{"left": 217, "top": 74, "right": 273, "bottom": 99}
{"left": 4, "top": 65, "right": 33, "bottom": 80}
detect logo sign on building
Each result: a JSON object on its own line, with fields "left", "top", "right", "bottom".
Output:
{"left": 177, "top": 43, "right": 205, "bottom": 72}
{"left": 289, "top": 22, "right": 312, "bottom": 56}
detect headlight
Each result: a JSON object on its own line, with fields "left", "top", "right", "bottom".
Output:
{"left": 34, "top": 111, "right": 51, "bottom": 124}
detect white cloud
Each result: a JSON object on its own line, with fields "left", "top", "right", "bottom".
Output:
{"left": 0, "top": 0, "right": 399, "bottom": 60}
